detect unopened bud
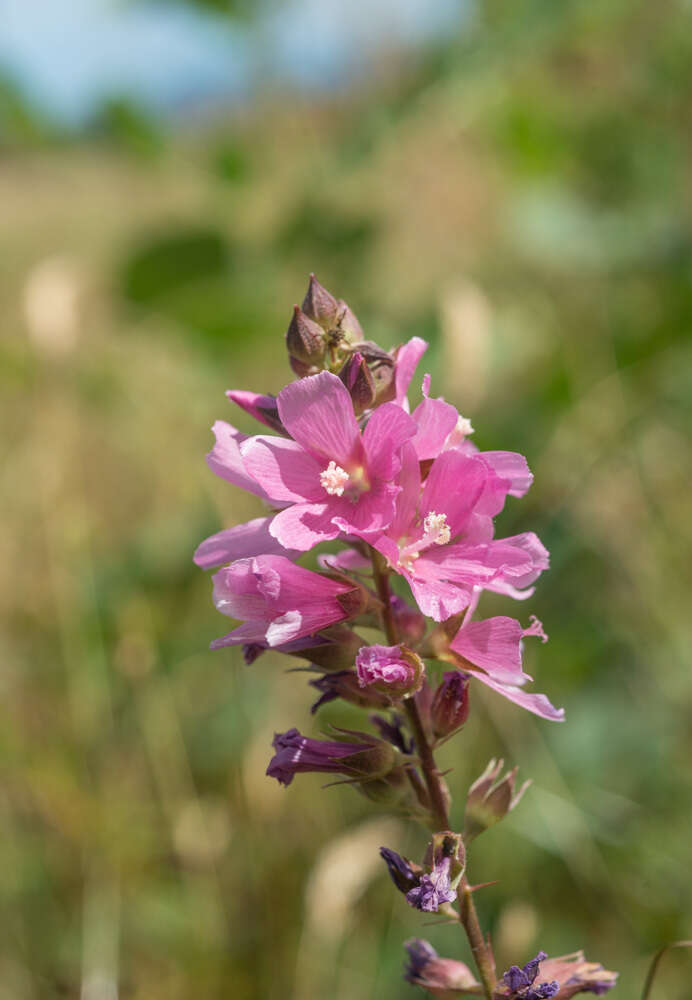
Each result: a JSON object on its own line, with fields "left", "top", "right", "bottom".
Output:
{"left": 390, "top": 595, "right": 426, "bottom": 644}
{"left": 302, "top": 273, "right": 340, "bottom": 329}
{"left": 464, "top": 758, "right": 531, "bottom": 841}
{"left": 358, "top": 340, "right": 396, "bottom": 403}
{"left": 335, "top": 298, "right": 364, "bottom": 343}
{"left": 430, "top": 672, "right": 470, "bottom": 739}
{"left": 338, "top": 351, "right": 376, "bottom": 413}
{"left": 286, "top": 304, "right": 326, "bottom": 367}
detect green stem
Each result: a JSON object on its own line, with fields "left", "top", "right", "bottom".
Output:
{"left": 368, "top": 548, "right": 496, "bottom": 1000}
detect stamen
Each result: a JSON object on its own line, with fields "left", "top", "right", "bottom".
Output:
{"left": 320, "top": 460, "right": 350, "bottom": 496}
{"left": 456, "top": 415, "right": 474, "bottom": 437}
{"left": 423, "top": 512, "right": 451, "bottom": 545}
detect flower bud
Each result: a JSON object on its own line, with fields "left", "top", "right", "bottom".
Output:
{"left": 266, "top": 727, "right": 396, "bottom": 787}
{"left": 356, "top": 644, "right": 425, "bottom": 698}
{"left": 358, "top": 340, "right": 396, "bottom": 403}
{"left": 285, "top": 304, "right": 326, "bottom": 368}
{"left": 338, "top": 351, "right": 376, "bottom": 414}
{"left": 464, "top": 758, "right": 531, "bottom": 841}
{"left": 431, "top": 672, "right": 470, "bottom": 740}
{"left": 302, "top": 273, "right": 340, "bottom": 329}
{"left": 335, "top": 298, "right": 364, "bottom": 343}
{"left": 404, "top": 939, "right": 481, "bottom": 997}
{"left": 309, "top": 670, "right": 390, "bottom": 714}
{"left": 390, "top": 595, "right": 426, "bottom": 644}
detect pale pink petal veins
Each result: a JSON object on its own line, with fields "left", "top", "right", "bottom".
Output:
{"left": 420, "top": 451, "right": 487, "bottom": 538}
{"left": 387, "top": 442, "right": 421, "bottom": 541}
{"left": 277, "top": 371, "right": 361, "bottom": 465}
{"left": 409, "top": 575, "right": 472, "bottom": 622}
{"left": 270, "top": 502, "right": 341, "bottom": 550}
{"left": 449, "top": 616, "right": 532, "bottom": 685}
{"left": 411, "top": 397, "right": 459, "bottom": 460}
{"left": 480, "top": 451, "right": 533, "bottom": 497}
{"left": 362, "top": 403, "right": 417, "bottom": 478}
{"left": 471, "top": 671, "right": 565, "bottom": 721}
{"left": 241, "top": 436, "right": 324, "bottom": 503}
{"left": 193, "top": 516, "right": 298, "bottom": 569}
{"left": 206, "top": 420, "right": 269, "bottom": 499}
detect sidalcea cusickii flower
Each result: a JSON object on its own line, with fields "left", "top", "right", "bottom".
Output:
{"left": 194, "top": 274, "right": 617, "bottom": 1000}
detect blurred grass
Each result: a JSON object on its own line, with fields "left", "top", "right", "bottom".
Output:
{"left": 1, "top": 1, "right": 691, "bottom": 997}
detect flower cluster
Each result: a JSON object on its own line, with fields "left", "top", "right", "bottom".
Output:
{"left": 195, "top": 275, "right": 616, "bottom": 999}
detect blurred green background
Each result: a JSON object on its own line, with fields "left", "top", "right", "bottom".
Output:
{"left": 1, "top": 1, "right": 691, "bottom": 997}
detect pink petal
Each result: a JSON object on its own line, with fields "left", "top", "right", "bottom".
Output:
{"left": 471, "top": 672, "right": 565, "bottom": 721}
{"left": 449, "top": 616, "right": 531, "bottom": 684}
{"left": 210, "top": 622, "right": 267, "bottom": 649}
{"left": 409, "top": 575, "right": 472, "bottom": 622}
{"left": 318, "top": 547, "right": 370, "bottom": 572}
{"left": 363, "top": 403, "right": 417, "bottom": 477}
{"left": 394, "top": 337, "right": 428, "bottom": 406}
{"left": 387, "top": 442, "right": 421, "bottom": 541}
{"left": 480, "top": 451, "right": 533, "bottom": 497}
{"left": 206, "top": 421, "right": 269, "bottom": 499}
{"left": 331, "top": 481, "right": 399, "bottom": 537}
{"left": 277, "top": 371, "right": 361, "bottom": 465}
{"left": 194, "top": 516, "right": 297, "bottom": 569}
{"left": 411, "top": 397, "right": 459, "bottom": 460}
{"left": 241, "top": 436, "right": 323, "bottom": 503}
{"left": 270, "top": 502, "right": 341, "bottom": 550}
{"left": 420, "top": 452, "right": 487, "bottom": 537}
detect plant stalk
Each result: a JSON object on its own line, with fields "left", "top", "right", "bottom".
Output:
{"left": 369, "top": 548, "right": 496, "bottom": 999}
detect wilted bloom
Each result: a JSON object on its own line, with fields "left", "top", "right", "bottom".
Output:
{"left": 309, "top": 670, "right": 391, "bottom": 713}
{"left": 379, "top": 847, "right": 421, "bottom": 894}
{"left": 464, "top": 758, "right": 531, "bottom": 841}
{"left": 266, "top": 728, "right": 395, "bottom": 786}
{"left": 431, "top": 671, "right": 470, "bottom": 739}
{"left": 356, "top": 644, "right": 424, "bottom": 697}
{"left": 532, "top": 952, "right": 618, "bottom": 997}
{"left": 497, "top": 953, "right": 559, "bottom": 999}
{"left": 406, "top": 831, "right": 466, "bottom": 913}
{"left": 406, "top": 856, "right": 457, "bottom": 912}
{"left": 209, "top": 556, "right": 365, "bottom": 650}
{"left": 241, "top": 371, "right": 417, "bottom": 550}
{"left": 404, "top": 939, "right": 481, "bottom": 997}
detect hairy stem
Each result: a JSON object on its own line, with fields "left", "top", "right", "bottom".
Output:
{"left": 369, "top": 548, "right": 496, "bottom": 999}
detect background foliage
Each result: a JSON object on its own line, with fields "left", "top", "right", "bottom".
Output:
{"left": 1, "top": 2, "right": 691, "bottom": 997}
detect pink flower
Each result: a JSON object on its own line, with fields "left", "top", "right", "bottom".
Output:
{"left": 209, "top": 555, "right": 362, "bottom": 650}
{"left": 242, "top": 371, "right": 417, "bottom": 550}
{"left": 449, "top": 614, "right": 564, "bottom": 722}
{"left": 369, "top": 443, "right": 548, "bottom": 621}
{"left": 356, "top": 644, "right": 424, "bottom": 696}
